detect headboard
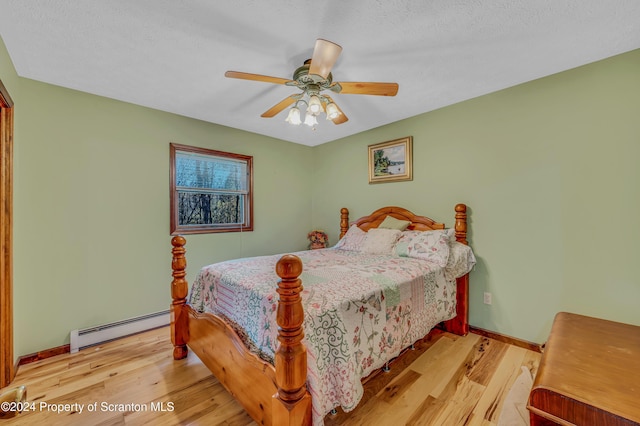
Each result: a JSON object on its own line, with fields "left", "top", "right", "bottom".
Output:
{"left": 338, "top": 204, "right": 470, "bottom": 336}
{"left": 340, "top": 204, "right": 468, "bottom": 245}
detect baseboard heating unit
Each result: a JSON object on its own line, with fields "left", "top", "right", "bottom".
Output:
{"left": 70, "top": 310, "right": 170, "bottom": 353}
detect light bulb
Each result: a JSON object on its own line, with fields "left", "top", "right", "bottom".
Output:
{"left": 285, "top": 107, "right": 302, "bottom": 125}
{"left": 304, "top": 112, "right": 318, "bottom": 127}
{"left": 325, "top": 102, "right": 341, "bottom": 120}
{"left": 308, "top": 95, "right": 322, "bottom": 115}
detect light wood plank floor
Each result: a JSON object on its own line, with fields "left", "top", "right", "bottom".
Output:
{"left": 1, "top": 327, "right": 539, "bottom": 425}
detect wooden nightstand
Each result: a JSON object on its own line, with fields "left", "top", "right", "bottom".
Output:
{"left": 528, "top": 312, "right": 640, "bottom": 425}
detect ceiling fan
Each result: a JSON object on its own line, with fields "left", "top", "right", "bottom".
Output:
{"left": 224, "top": 39, "right": 399, "bottom": 126}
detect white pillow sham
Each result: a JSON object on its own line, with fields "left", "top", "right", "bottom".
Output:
{"left": 359, "top": 228, "right": 402, "bottom": 255}
{"left": 334, "top": 225, "right": 366, "bottom": 251}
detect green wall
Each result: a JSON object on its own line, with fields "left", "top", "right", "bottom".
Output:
{"left": 3, "top": 31, "right": 639, "bottom": 356}
{"left": 312, "top": 50, "right": 640, "bottom": 343}
{"left": 0, "top": 36, "right": 314, "bottom": 357}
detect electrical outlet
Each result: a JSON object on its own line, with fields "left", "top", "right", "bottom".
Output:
{"left": 483, "top": 292, "right": 492, "bottom": 305}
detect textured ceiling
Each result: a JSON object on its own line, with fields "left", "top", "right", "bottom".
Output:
{"left": 1, "top": 1, "right": 639, "bottom": 146}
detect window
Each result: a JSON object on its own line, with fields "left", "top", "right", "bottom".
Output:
{"left": 170, "top": 143, "right": 253, "bottom": 234}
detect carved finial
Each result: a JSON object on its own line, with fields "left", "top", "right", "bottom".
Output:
{"left": 454, "top": 204, "right": 468, "bottom": 245}
{"left": 275, "top": 255, "right": 303, "bottom": 280}
{"left": 340, "top": 207, "right": 349, "bottom": 239}
{"left": 171, "top": 235, "right": 186, "bottom": 248}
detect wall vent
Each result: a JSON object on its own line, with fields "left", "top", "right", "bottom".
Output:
{"left": 70, "top": 310, "right": 170, "bottom": 353}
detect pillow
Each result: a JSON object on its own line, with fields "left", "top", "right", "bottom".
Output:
{"left": 405, "top": 229, "right": 451, "bottom": 267}
{"left": 443, "top": 241, "right": 477, "bottom": 281}
{"left": 359, "top": 228, "right": 402, "bottom": 255}
{"left": 394, "top": 228, "right": 454, "bottom": 257}
{"left": 393, "top": 230, "right": 423, "bottom": 257}
{"left": 378, "top": 215, "right": 411, "bottom": 231}
{"left": 334, "top": 225, "right": 366, "bottom": 251}
{"left": 443, "top": 227, "right": 456, "bottom": 242}
{"left": 443, "top": 228, "right": 456, "bottom": 245}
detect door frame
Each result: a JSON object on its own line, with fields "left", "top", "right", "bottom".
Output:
{"left": 0, "top": 78, "right": 14, "bottom": 387}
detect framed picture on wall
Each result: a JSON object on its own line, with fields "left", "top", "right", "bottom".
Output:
{"left": 368, "top": 136, "right": 413, "bottom": 184}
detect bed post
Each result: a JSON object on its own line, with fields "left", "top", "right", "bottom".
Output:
{"left": 454, "top": 203, "right": 468, "bottom": 245}
{"left": 340, "top": 207, "right": 349, "bottom": 239}
{"left": 273, "top": 255, "right": 311, "bottom": 425}
{"left": 443, "top": 204, "right": 470, "bottom": 336}
{"left": 171, "top": 236, "right": 189, "bottom": 360}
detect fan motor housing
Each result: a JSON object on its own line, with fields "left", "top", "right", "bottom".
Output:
{"left": 292, "top": 60, "right": 333, "bottom": 89}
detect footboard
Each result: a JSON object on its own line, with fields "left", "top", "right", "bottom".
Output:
{"left": 170, "top": 238, "right": 311, "bottom": 426}
{"left": 186, "top": 305, "right": 278, "bottom": 424}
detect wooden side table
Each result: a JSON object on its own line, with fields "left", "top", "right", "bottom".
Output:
{"left": 528, "top": 312, "right": 640, "bottom": 425}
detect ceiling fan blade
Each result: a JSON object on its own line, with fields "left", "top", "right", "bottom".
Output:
{"left": 225, "top": 71, "right": 292, "bottom": 85}
{"left": 324, "top": 96, "right": 349, "bottom": 125}
{"left": 308, "top": 39, "right": 342, "bottom": 79}
{"left": 334, "top": 81, "right": 399, "bottom": 96}
{"left": 261, "top": 96, "right": 297, "bottom": 118}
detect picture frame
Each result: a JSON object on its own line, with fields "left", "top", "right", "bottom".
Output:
{"left": 368, "top": 136, "right": 413, "bottom": 184}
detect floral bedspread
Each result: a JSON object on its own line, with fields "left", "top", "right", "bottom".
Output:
{"left": 189, "top": 248, "right": 457, "bottom": 425}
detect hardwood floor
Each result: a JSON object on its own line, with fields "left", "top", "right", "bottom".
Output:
{"left": 0, "top": 327, "right": 540, "bottom": 425}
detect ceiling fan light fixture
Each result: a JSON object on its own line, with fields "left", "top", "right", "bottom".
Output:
{"left": 285, "top": 106, "right": 302, "bottom": 125}
{"left": 325, "top": 102, "right": 341, "bottom": 120}
{"left": 308, "top": 95, "right": 322, "bottom": 115}
{"left": 304, "top": 112, "right": 318, "bottom": 127}
{"left": 226, "top": 38, "right": 397, "bottom": 129}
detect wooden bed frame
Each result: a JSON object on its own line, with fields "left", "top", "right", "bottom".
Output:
{"left": 170, "top": 204, "right": 470, "bottom": 425}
